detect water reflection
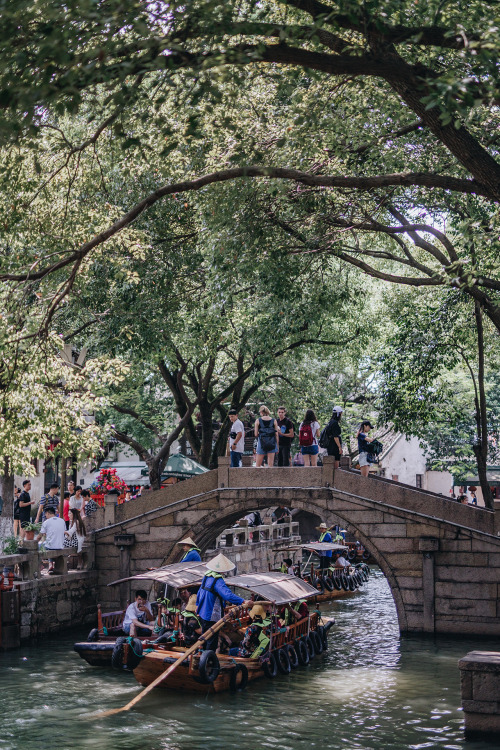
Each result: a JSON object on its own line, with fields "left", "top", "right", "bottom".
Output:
{"left": 0, "top": 568, "right": 497, "bottom": 750}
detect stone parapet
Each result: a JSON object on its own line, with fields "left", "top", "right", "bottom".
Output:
{"left": 459, "top": 651, "right": 500, "bottom": 737}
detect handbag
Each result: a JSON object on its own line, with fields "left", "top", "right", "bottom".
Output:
{"left": 64, "top": 530, "right": 78, "bottom": 549}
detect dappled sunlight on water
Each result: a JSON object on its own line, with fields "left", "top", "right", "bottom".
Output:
{"left": 0, "top": 569, "right": 497, "bottom": 750}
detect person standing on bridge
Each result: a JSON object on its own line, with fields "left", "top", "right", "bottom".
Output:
{"left": 276, "top": 406, "right": 294, "bottom": 467}
{"left": 357, "top": 421, "right": 374, "bottom": 478}
{"left": 254, "top": 405, "right": 279, "bottom": 467}
{"left": 177, "top": 536, "right": 202, "bottom": 562}
{"left": 228, "top": 409, "right": 245, "bottom": 467}
{"left": 196, "top": 553, "right": 252, "bottom": 650}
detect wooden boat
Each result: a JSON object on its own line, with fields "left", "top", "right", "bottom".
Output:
{"left": 276, "top": 542, "right": 371, "bottom": 603}
{"left": 74, "top": 560, "right": 209, "bottom": 667}
{"left": 129, "top": 571, "right": 334, "bottom": 694}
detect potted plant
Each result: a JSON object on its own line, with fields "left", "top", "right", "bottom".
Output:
{"left": 23, "top": 521, "right": 41, "bottom": 540}
{"left": 2, "top": 535, "right": 20, "bottom": 576}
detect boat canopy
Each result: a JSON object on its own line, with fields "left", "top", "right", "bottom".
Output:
{"left": 283, "top": 542, "right": 348, "bottom": 553}
{"left": 108, "top": 560, "right": 208, "bottom": 588}
{"left": 228, "top": 571, "right": 318, "bottom": 605}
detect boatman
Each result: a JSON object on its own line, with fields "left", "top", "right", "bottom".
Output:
{"left": 196, "top": 553, "right": 252, "bottom": 650}
{"left": 317, "top": 522, "right": 333, "bottom": 570}
{"left": 177, "top": 536, "right": 202, "bottom": 562}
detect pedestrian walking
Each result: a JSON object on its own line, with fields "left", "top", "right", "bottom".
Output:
{"left": 254, "top": 405, "right": 279, "bottom": 467}
{"left": 228, "top": 409, "right": 245, "bottom": 467}
{"left": 276, "top": 406, "right": 294, "bottom": 467}
{"left": 18, "top": 480, "right": 35, "bottom": 539}
{"left": 13, "top": 486, "right": 21, "bottom": 538}
{"left": 319, "top": 405, "right": 344, "bottom": 469}
{"left": 298, "top": 409, "right": 321, "bottom": 466}
{"left": 357, "top": 421, "right": 374, "bottom": 477}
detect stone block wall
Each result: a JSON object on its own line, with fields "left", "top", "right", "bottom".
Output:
{"left": 460, "top": 651, "right": 500, "bottom": 736}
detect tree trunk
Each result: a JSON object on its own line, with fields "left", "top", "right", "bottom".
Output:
{"left": 198, "top": 402, "right": 215, "bottom": 468}
{"left": 473, "top": 301, "right": 494, "bottom": 510}
{"left": 0, "top": 456, "right": 14, "bottom": 517}
{"left": 147, "top": 457, "right": 163, "bottom": 491}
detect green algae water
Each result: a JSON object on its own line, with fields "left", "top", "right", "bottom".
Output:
{"left": 1, "top": 569, "right": 497, "bottom": 750}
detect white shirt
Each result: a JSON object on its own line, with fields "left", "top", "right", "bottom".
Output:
{"left": 335, "top": 556, "right": 350, "bottom": 568}
{"left": 123, "top": 602, "right": 149, "bottom": 627}
{"left": 40, "top": 517, "right": 66, "bottom": 549}
{"left": 229, "top": 419, "right": 245, "bottom": 453}
{"left": 299, "top": 421, "right": 320, "bottom": 445}
{"left": 69, "top": 494, "right": 83, "bottom": 511}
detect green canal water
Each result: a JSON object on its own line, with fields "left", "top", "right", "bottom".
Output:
{"left": 1, "top": 569, "right": 498, "bottom": 750}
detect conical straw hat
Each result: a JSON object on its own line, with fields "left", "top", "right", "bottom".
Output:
{"left": 177, "top": 536, "right": 197, "bottom": 547}
{"left": 205, "top": 553, "right": 235, "bottom": 573}
{"left": 185, "top": 594, "right": 198, "bottom": 613}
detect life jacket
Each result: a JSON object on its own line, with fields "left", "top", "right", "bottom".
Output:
{"left": 181, "top": 546, "right": 201, "bottom": 561}
{"left": 319, "top": 531, "right": 330, "bottom": 542}
{"left": 250, "top": 620, "right": 271, "bottom": 658}
{"left": 280, "top": 563, "right": 288, "bottom": 573}
{"left": 334, "top": 533, "right": 344, "bottom": 543}
{"left": 284, "top": 600, "right": 306, "bottom": 625}
{"left": 183, "top": 611, "right": 201, "bottom": 625}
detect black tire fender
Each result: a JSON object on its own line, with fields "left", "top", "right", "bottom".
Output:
{"left": 348, "top": 574, "right": 357, "bottom": 591}
{"left": 87, "top": 628, "right": 99, "bottom": 642}
{"left": 276, "top": 647, "right": 291, "bottom": 675}
{"left": 111, "top": 636, "right": 127, "bottom": 670}
{"left": 126, "top": 638, "right": 143, "bottom": 670}
{"left": 347, "top": 548, "right": 357, "bottom": 561}
{"left": 229, "top": 663, "right": 249, "bottom": 691}
{"left": 263, "top": 652, "right": 278, "bottom": 678}
{"left": 303, "top": 635, "right": 315, "bottom": 659}
{"left": 322, "top": 575, "right": 334, "bottom": 592}
{"left": 362, "top": 550, "right": 370, "bottom": 561}
{"left": 341, "top": 572, "right": 350, "bottom": 591}
{"left": 317, "top": 625, "right": 328, "bottom": 650}
{"left": 311, "top": 629, "right": 323, "bottom": 654}
{"left": 332, "top": 575, "right": 342, "bottom": 591}
{"left": 198, "top": 650, "right": 220, "bottom": 684}
{"left": 286, "top": 643, "right": 299, "bottom": 669}
{"left": 313, "top": 576, "right": 325, "bottom": 594}
{"left": 295, "top": 638, "right": 309, "bottom": 666}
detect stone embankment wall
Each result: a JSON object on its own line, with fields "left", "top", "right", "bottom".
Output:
{"left": 460, "top": 651, "right": 500, "bottom": 737}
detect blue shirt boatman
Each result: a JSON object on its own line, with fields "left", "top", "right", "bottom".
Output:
{"left": 317, "top": 522, "right": 333, "bottom": 570}
{"left": 196, "top": 553, "right": 252, "bottom": 650}
{"left": 177, "top": 536, "right": 202, "bottom": 562}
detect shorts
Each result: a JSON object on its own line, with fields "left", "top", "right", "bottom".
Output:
{"left": 256, "top": 439, "right": 278, "bottom": 455}
{"left": 301, "top": 444, "right": 319, "bottom": 455}
{"left": 358, "top": 451, "right": 370, "bottom": 467}
{"left": 123, "top": 623, "right": 151, "bottom": 636}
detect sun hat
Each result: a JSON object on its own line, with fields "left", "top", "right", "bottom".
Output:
{"left": 177, "top": 536, "right": 198, "bottom": 547}
{"left": 205, "top": 552, "right": 236, "bottom": 573}
{"left": 317, "top": 522, "right": 329, "bottom": 530}
{"left": 332, "top": 405, "right": 344, "bottom": 413}
{"left": 184, "top": 594, "right": 198, "bottom": 613}
{"left": 249, "top": 603, "right": 269, "bottom": 620}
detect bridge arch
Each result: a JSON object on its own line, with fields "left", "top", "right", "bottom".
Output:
{"left": 93, "top": 460, "right": 500, "bottom": 636}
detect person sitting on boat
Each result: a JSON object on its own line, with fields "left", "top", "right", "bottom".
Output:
{"left": 281, "top": 599, "right": 309, "bottom": 625}
{"left": 280, "top": 558, "right": 295, "bottom": 575}
{"left": 180, "top": 586, "right": 199, "bottom": 610}
{"left": 176, "top": 536, "right": 202, "bottom": 562}
{"left": 317, "top": 522, "right": 333, "bottom": 570}
{"left": 334, "top": 551, "right": 350, "bottom": 568}
{"left": 123, "top": 590, "right": 156, "bottom": 637}
{"left": 181, "top": 594, "right": 203, "bottom": 646}
{"left": 196, "top": 553, "right": 252, "bottom": 651}
{"left": 229, "top": 603, "right": 271, "bottom": 658}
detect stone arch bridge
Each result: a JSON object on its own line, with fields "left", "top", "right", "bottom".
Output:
{"left": 90, "top": 457, "right": 500, "bottom": 636}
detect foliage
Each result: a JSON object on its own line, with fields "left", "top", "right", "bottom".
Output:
{"left": 2, "top": 535, "right": 21, "bottom": 555}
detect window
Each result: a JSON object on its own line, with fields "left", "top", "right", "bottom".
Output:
{"left": 392, "top": 474, "right": 399, "bottom": 482}
{"left": 416, "top": 474, "right": 423, "bottom": 489}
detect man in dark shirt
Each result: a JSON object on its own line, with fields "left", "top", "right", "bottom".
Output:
{"left": 35, "top": 483, "right": 60, "bottom": 523}
{"left": 18, "top": 479, "right": 34, "bottom": 538}
{"left": 276, "top": 407, "right": 294, "bottom": 467}
{"left": 272, "top": 503, "right": 292, "bottom": 524}
{"left": 325, "top": 405, "right": 344, "bottom": 469}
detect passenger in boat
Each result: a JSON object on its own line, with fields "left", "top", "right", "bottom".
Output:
{"left": 176, "top": 536, "right": 202, "bottom": 562}
{"left": 123, "top": 590, "right": 156, "bottom": 637}
{"left": 334, "top": 551, "right": 350, "bottom": 568}
{"left": 317, "top": 522, "right": 333, "bottom": 570}
{"left": 196, "top": 553, "right": 252, "bottom": 651}
{"left": 181, "top": 595, "right": 202, "bottom": 646}
{"left": 280, "top": 558, "right": 295, "bottom": 574}
{"left": 229, "top": 603, "right": 271, "bottom": 658}
{"left": 282, "top": 599, "right": 309, "bottom": 624}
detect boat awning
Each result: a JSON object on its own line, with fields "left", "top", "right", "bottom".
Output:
{"left": 227, "top": 572, "right": 319, "bottom": 605}
{"left": 162, "top": 453, "right": 209, "bottom": 480}
{"left": 108, "top": 561, "right": 208, "bottom": 588}
{"left": 282, "top": 542, "right": 348, "bottom": 553}
{"left": 463, "top": 472, "right": 500, "bottom": 487}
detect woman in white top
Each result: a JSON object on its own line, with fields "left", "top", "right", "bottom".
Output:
{"left": 65, "top": 508, "right": 86, "bottom": 553}
{"left": 299, "top": 409, "right": 321, "bottom": 467}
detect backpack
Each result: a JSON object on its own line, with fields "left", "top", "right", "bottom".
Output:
{"left": 259, "top": 417, "right": 277, "bottom": 452}
{"left": 252, "top": 510, "right": 263, "bottom": 527}
{"left": 319, "top": 421, "right": 334, "bottom": 449}
{"left": 366, "top": 439, "right": 383, "bottom": 456}
{"left": 299, "top": 421, "right": 314, "bottom": 447}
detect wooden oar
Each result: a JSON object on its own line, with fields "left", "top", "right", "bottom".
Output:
{"left": 93, "top": 605, "right": 245, "bottom": 718}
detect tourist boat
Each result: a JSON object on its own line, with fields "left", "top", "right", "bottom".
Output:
{"left": 277, "top": 542, "right": 371, "bottom": 602}
{"left": 126, "top": 569, "right": 334, "bottom": 693}
{"left": 73, "top": 560, "right": 209, "bottom": 668}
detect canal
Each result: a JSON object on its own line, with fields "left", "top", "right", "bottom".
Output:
{"left": 0, "top": 569, "right": 496, "bottom": 750}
